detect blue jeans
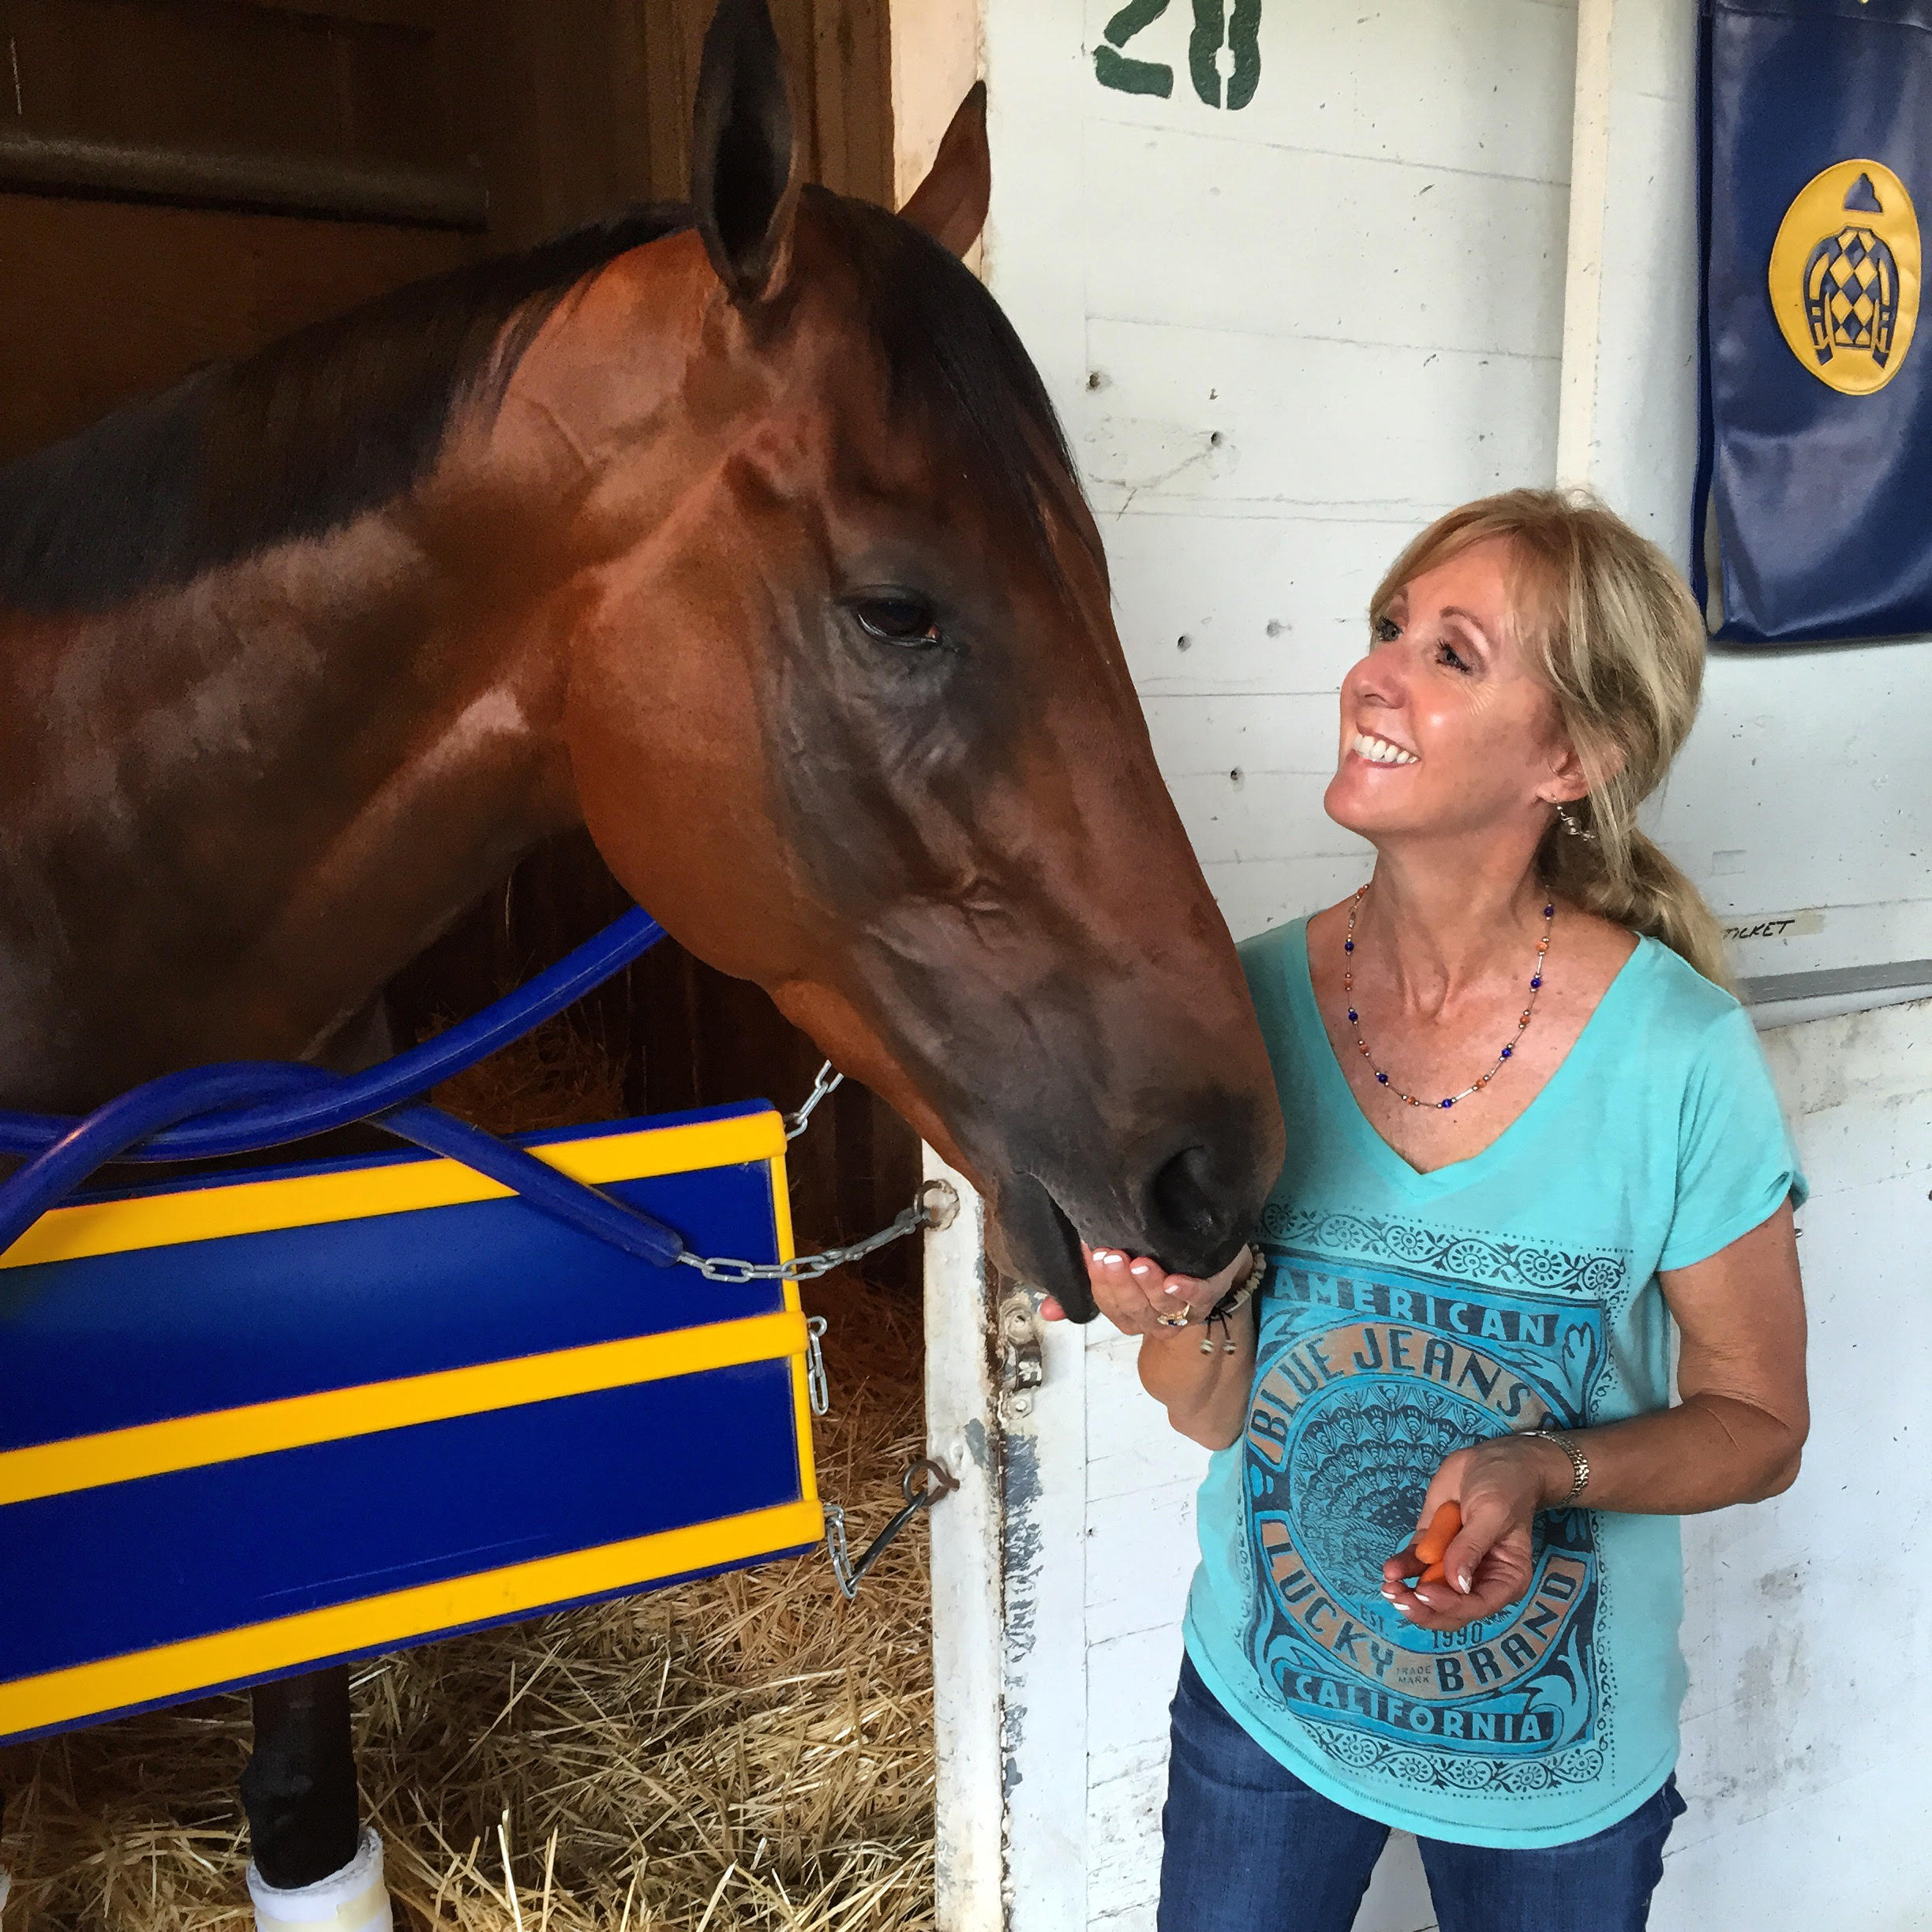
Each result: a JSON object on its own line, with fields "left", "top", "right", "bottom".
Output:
{"left": 1159, "top": 1656, "right": 1685, "bottom": 1932}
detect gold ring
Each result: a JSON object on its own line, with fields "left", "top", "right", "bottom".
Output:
{"left": 1156, "top": 1301, "right": 1194, "bottom": 1328}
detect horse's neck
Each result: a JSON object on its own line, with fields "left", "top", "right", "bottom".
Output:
{"left": 0, "top": 507, "right": 577, "bottom": 1110}
{"left": 0, "top": 245, "right": 725, "bottom": 1110}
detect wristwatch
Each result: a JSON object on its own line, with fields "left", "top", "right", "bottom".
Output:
{"left": 1533, "top": 1426, "right": 1590, "bottom": 1507}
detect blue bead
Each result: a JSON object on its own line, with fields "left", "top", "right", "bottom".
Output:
{"left": 1440, "top": 1098, "right": 1454, "bottom": 1109}
{"left": 1530, "top": 975, "right": 1541, "bottom": 989}
{"left": 1347, "top": 1009, "right": 1357, "bottom": 1023}
{"left": 1500, "top": 1046, "right": 1512, "bottom": 1058}
{"left": 1344, "top": 940, "right": 1354, "bottom": 953}
{"left": 1544, "top": 904, "right": 1554, "bottom": 916}
{"left": 1376, "top": 1072, "right": 1388, "bottom": 1084}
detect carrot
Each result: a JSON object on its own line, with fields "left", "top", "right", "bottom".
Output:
{"left": 1419, "top": 1560, "right": 1447, "bottom": 1586}
{"left": 1413, "top": 1501, "right": 1462, "bottom": 1568}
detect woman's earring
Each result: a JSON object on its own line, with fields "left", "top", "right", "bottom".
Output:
{"left": 1556, "top": 803, "right": 1597, "bottom": 844}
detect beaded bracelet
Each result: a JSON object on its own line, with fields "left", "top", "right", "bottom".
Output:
{"left": 1200, "top": 1243, "right": 1268, "bottom": 1355}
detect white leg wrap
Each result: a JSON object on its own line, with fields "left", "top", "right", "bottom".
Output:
{"left": 247, "top": 1827, "right": 392, "bottom": 1932}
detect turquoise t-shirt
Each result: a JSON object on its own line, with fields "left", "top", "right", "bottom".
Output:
{"left": 1182, "top": 917, "right": 1806, "bottom": 1849}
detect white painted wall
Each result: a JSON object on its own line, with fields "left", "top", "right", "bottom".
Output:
{"left": 1569, "top": 5, "right": 1932, "bottom": 1927}
{"left": 1662, "top": 998, "right": 1932, "bottom": 1930}
{"left": 969, "top": 2, "right": 1932, "bottom": 1928}
{"left": 1053, "top": 0, "right": 1580, "bottom": 948}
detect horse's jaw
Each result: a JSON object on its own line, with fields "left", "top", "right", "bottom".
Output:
{"left": 987, "top": 1174, "right": 1096, "bottom": 1322}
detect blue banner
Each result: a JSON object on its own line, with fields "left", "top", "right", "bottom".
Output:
{"left": 1695, "top": 0, "right": 1932, "bottom": 642}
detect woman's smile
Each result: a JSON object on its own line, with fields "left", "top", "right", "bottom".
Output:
{"left": 1325, "top": 537, "right": 1577, "bottom": 843}
{"left": 1347, "top": 729, "right": 1419, "bottom": 767}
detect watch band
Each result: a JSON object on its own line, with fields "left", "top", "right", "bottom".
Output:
{"left": 1536, "top": 1428, "right": 1590, "bottom": 1506}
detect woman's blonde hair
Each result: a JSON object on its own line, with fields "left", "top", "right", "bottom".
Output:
{"left": 1370, "top": 487, "right": 1732, "bottom": 988}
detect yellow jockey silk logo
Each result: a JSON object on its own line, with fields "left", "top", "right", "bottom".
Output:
{"left": 1769, "top": 159, "right": 1920, "bottom": 395}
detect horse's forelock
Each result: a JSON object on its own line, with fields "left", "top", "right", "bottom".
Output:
{"left": 803, "top": 186, "right": 1103, "bottom": 595}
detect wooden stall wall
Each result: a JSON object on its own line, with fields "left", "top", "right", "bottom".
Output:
{"left": 0, "top": 0, "right": 480, "bottom": 460}
{"left": 0, "top": 0, "right": 913, "bottom": 1271}
{"left": 0, "top": 0, "right": 890, "bottom": 440}
{"left": 453, "top": 0, "right": 891, "bottom": 246}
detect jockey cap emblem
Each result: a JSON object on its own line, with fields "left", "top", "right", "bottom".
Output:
{"left": 1769, "top": 159, "right": 1921, "bottom": 395}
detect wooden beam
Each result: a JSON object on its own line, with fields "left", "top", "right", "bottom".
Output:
{"left": 0, "top": 129, "right": 486, "bottom": 230}
{"left": 225, "top": 0, "right": 444, "bottom": 28}
{"left": 920, "top": 1148, "right": 1004, "bottom": 1932}
{"left": 889, "top": 0, "right": 980, "bottom": 210}
{"left": 1556, "top": 0, "right": 1616, "bottom": 488}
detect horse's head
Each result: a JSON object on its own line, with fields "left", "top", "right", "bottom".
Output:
{"left": 547, "top": 0, "right": 1283, "bottom": 1318}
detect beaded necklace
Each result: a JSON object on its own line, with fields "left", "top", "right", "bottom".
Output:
{"left": 1342, "top": 884, "right": 1554, "bottom": 1110}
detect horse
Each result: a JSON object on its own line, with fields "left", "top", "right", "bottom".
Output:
{"left": 0, "top": 0, "right": 1284, "bottom": 1909}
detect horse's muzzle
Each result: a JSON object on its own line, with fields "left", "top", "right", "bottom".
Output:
{"left": 992, "top": 1098, "right": 1282, "bottom": 1324}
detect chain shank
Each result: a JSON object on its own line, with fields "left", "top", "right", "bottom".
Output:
{"left": 783, "top": 1061, "right": 844, "bottom": 1140}
{"left": 676, "top": 1180, "right": 957, "bottom": 1284}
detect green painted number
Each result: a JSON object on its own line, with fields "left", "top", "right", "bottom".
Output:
{"left": 1095, "top": 0, "right": 1174, "bottom": 99}
{"left": 1189, "top": 0, "right": 1262, "bottom": 110}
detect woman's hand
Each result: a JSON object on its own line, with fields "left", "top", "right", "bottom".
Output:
{"left": 1043, "top": 1243, "right": 1249, "bottom": 1333}
{"left": 1380, "top": 1433, "right": 1572, "bottom": 1633}
{"left": 1049, "top": 1242, "right": 1258, "bottom": 1451}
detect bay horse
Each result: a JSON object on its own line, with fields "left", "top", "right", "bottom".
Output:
{"left": 0, "top": 0, "right": 1283, "bottom": 1909}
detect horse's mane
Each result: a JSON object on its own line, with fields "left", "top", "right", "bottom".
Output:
{"left": 0, "top": 206, "right": 696, "bottom": 614}
{"left": 0, "top": 188, "right": 1085, "bottom": 616}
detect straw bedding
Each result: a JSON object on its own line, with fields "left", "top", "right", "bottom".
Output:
{"left": 0, "top": 1017, "right": 935, "bottom": 1932}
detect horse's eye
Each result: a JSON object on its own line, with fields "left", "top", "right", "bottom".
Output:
{"left": 851, "top": 597, "right": 943, "bottom": 648}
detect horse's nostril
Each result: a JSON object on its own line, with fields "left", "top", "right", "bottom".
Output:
{"left": 1148, "top": 1144, "right": 1223, "bottom": 1247}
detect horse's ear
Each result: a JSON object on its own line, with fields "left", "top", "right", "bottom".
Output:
{"left": 691, "top": 0, "right": 802, "bottom": 303}
{"left": 898, "top": 81, "right": 990, "bottom": 259}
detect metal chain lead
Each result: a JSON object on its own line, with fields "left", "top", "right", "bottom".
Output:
{"left": 674, "top": 1178, "right": 957, "bottom": 1283}
{"left": 717, "top": 1061, "right": 962, "bottom": 1597}
{"left": 784, "top": 1060, "right": 844, "bottom": 1140}
{"left": 678, "top": 1061, "right": 950, "bottom": 1282}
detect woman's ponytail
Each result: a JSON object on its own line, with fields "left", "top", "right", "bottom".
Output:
{"left": 1538, "top": 813, "right": 1734, "bottom": 993}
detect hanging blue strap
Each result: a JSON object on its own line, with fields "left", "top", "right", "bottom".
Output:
{"left": 376, "top": 1103, "right": 684, "bottom": 1267}
{"left": 0, "top": 908, "right": 665, "bottom": 1161}
{"left": 0, "top": 910, "right": 690, "bottom": 1268}
{"left": 0, "top": 1063, "right": 326, "bottom": 1241}
{"left": 0, "top": 1055, "right": 689, "bottom": 1269}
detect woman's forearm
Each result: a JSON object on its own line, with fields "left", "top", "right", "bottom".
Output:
{"left": 1533, "top": 1392, "right": 1806, "bottom": 1516}
{"left": 1138, "top": 1300, "right": 1257, "bottom": 1449}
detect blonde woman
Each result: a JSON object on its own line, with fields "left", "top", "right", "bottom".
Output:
{"left": 1058, "top": 492, "right": 1809, "bottom": 1932}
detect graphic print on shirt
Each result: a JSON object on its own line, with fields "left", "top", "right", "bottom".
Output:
{"left": 1242, "top": 1208, "right": 1625, "bottom": 1795}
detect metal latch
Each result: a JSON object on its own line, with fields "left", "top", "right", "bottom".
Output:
{"left": 825, "top": 1456, "right": 958, "bottom": 1599}
{"left": 998, "top": 1299, "right": 1044, "bottom": 1420}
{"left": 805, "top": 1315, "right": 830, "bottom": 1415}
